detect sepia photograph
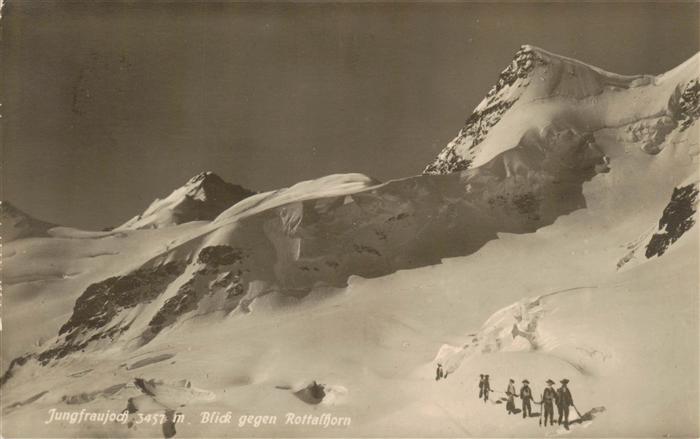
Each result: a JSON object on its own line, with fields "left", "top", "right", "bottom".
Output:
{"left": 1, "top": 1, "right": 699, "bottom": 437}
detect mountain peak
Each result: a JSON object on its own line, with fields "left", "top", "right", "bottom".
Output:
{"left": 1, "top": 201, "right": 55, "bottom": 241}
{"left": 423, "top": 45, "right": 548, "bottom": 175}
{"left": 519, "top": 43, "right": 541, "bottom": 52}
{"left": 119, "top": 172, "right": 256, "bottom": 230}
{"left": 516, "top": 44, "right": 566, "bottom": 59}
{"left": 186, "top": 170, "right": 218, "bottom": 185}
{"left": 424, "top": 46, "right": 697, "bottom": 175}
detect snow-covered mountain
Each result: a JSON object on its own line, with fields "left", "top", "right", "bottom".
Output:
{"left": 1, "top": 46, "right": 698, "bottom": 438}
{"left": 425, "top": 45, "right": 699, "bottom": 174}
{"left": 119, "top": 171, "right": 255, "bottom": 229}
{"left": 0, "top": 201, "right": 55, "bottom": 242}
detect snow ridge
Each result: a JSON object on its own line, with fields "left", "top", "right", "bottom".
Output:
{"left": 424, "top": 45, "right": 699, "bottom": 175}
{"left": 0, "top": 201, "right": 55, "bottom": 242}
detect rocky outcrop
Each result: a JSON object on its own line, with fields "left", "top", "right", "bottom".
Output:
{"left": 646, "top": 183, "right": 699, "bottom": 258}
{"left": 618, "top": 181, "right": 699, "bottom": 269}
{"left": 197, "top": 245, "right": 245, "bottom": 266}
{"left": 38, "top": 262, "right": 186, "bottom": 363}
{"left": 676, "top": 79, "right": 700, "bottom": 131}
{"left": 58, "top": 261, "right": 186, "bottom": 339}
{"left": 172, "top": 172, "right": 256, "bottom": 223}
{"left": 141, "top": 245, "right": 250, "bottom": 345}
{"left": 33, "top": 243, "right": 254, "bottom": 359}
{"left": 484, "top": 46, "right": 544, "bottom": 99}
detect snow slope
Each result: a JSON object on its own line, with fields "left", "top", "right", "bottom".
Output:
{"left": 1, "top": 46, "right": 698, "bottom": 438}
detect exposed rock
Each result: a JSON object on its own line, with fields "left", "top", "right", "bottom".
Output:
{"left": 141, "top": 246, "right": 249, "bottom": 345}
{"left": 294, "top": 381, "right": 326, "bottom": 405}
{"left": 485, "top": 45, "right": 544, "bottom": 100}
{"left": 2, "top": 391, "right": 50, "bottom": 414}
{"left": 618, "top": 182, "right": 699, "bottom": 270}
{"left": 0, "top": 354, "right": 33, "bottom": 387}
{"left": 197, "top": 245, "right": 245, "bottom": 266}
{"left": 353, "top": 244, "right": 382, "bottom": 257}
{"left": 62, "top": 383, "right": 126, "bottom": 405}
{"left": 120, "top": 171, "right": 256, "bottom": 229}
{"left": 142, "top": 278, "right": 202, "bottom": 345}
{"left": 58, "top": 261, "right": 186, "bottom": 341}
{"left": 424, "top": 46, "right": 544, "bottom": 175}
{"left": 35, "top": 262, "right": 186, "bottom": 363}
{"left": 645, "top": 183, "right": 699, "bottom": 258}
{"left": 676, "top": 78, "right": 700, "bottom": 131}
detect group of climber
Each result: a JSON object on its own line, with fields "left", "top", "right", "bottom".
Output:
{"left": 499, "top": 375, "right": 576, "bottom": 430}
{"left": 436, "top": 366, "right": 578, "bottom": 430}
{"left": 435, "top": 363, "right": 449, "bottom": 381}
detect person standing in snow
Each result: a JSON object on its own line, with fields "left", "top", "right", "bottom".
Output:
{"left": 557, "top": 379, "right": 574, "bottom": 430}
{"left": 555, "top": 381, "right": 563, "bottom": 424}
{"left": 520, "top": 379, "right": 533, "bottom": 418}
{"left": 482, "top": 375, "right": 492, "bottom": 403}
{"left": 436, "top": 364, "right": 444, "bottom": 381}
{"left": 541, "top": 379, "right": 557, "bottom": 426}
{"left": 478, "top": 374, "right": 485, "bottom": 399}
{"left": 505, "top": 378, "right": 518, "bottom": 414}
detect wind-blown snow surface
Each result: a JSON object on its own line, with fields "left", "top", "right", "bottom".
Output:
{"left": 1, "top": 47, "right": 699, "bottom": 437}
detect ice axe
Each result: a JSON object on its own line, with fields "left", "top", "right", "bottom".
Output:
{"left": 538, "top": 394, "right": 543, "bottom": 427}
{"left": 573, "top": 404, "right": 583, "bottom": 419}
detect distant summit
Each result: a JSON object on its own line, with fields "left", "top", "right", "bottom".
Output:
{"left": 0, "top": 201, "right": 55, "bottom": 242}
{"left": 119, "top": 171, "right": 256, "bottom": 229}
{"left": 424, "top": 45, "right": 699, "bottom": 175}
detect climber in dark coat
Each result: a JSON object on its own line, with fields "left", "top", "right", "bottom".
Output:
{"left": 478, "top": 374, "right": 485, "bottom": 399}
{"left": 520, "top": 379, "right": 533, "bottom": 418}
{"left": 482, "top": 375, "right": 492, "bottom": 403}
{"left": 505, "top": 379, "right": 518, "bottom": 414}
{"left": 436, "top": 363, "right": 444, "bottom": 381}
{"left": 557, "top": 379, "right": 575, "bottom": 430}
{"left": 555, "top": 381, "right": 563, "bottom": 424}
{"left": 542, "top": 379, "right": 557, "bottom": 426}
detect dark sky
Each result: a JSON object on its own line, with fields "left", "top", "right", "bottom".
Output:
{"left": 3, "top": 1, "right": 698, "bottom": 229}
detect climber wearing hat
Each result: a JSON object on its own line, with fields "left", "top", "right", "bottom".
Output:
{"left": 557, "top": 379, "right": 574, "bottom": 429}
{"left": 541, "top": 379, "right": 557, "bottom": 426}
{"left": 505, "top": 379, "right": 518, "bottom": 414}
{"left": 519, "top": 379, "right": 533, "bottom": 418}
{"left": 478, "top": 374, "right": 485, "bottom": 398}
